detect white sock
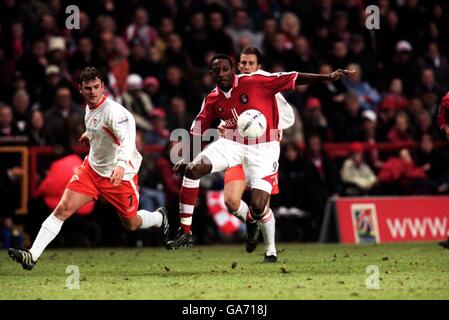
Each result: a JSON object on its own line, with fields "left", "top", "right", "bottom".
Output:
{"left": 231, "top": 200, "right": 248, "bottom": 222}
{"left": 261, "top": 209, "right": 276, "bottom": 256}
{"left": 137, "top": 209, "right": 162, "bottom": 229}
{"left": 29, "top": 214, "right": 64, "bottom": 261}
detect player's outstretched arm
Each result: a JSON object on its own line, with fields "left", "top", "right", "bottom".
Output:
{"left": 295, "top": 69, "right": 355, "bottom": 85}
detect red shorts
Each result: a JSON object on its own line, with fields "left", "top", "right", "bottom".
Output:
{"left": 224, "top": 165, "right": 279, "bottom": 195}
{"left": 66, "top": 159, "right": 139, "bottom": 219}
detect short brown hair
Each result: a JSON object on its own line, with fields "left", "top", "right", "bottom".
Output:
{"left": 78, "top": 66, "right": 104, "bottom": 85}
{"left": 240, "top": 46, "right": 262, "bottom": 65}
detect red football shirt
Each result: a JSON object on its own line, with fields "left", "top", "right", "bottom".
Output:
{"left": 190, "top": 70, "right": 298, "bottom": 143}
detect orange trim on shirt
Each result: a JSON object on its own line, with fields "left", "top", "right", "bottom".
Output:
{"left": 88, "top": 95, "right": 107, "bottom": 110}
{"left": 102, "top": 126, "right": 121, "bottom": 145}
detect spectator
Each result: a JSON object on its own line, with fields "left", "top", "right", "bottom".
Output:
{"left": 124, "top": 7, "right": 158, "bottom": 49}
{"left": 342, "top": 63, "right": 381, "bottom": 111}
{"left": 44, "top": 86, "right": 83, "bottom": 147}
{"left": 299, "top": 134, "right": 340, "bottom": 240}
{"left": 376, "top": 97, "right": 399, "bottom": 142}
{"left": 332, "top": 92, "right": 364, "bottom": 142}
{"left": 182, "top": 11, "right": 209, "bottom": 67}
{"left": 289, "top": 36, "right": 319, "bottom": 73}
{"left": 0, "top": 104, "right": 24, "bottom": 141}
{"left": 27, "top": 110, "right": 53, "bottom": 146}
{"left": 68, "top": 36, "right": 100, "bottom": 80}
{"left": 360, "top": 110, "right": 381, "bottom": 168}
{"left": 144, "top": 108, "right": 169, "bottom": 146}
{"left": 280, "top": 12, "right": 301, "bottom": 49}
{"left": 164, "top": 32, "right": 195, "bottom": 76}
{"left": 377, "top": 148, "right": 431, "bottom": 195}
{"left": 415, "top": 134, "right": 449, "bottom": 193}
{"left": 166, "top": 95, "right": 194, "bottom": 131}
{"left": 302, "top": 97, "right": 330, "bottom": 142}
{"left": 307, "top": 63, "right": 347, "bottom": 122}
{"left": 418, "top": 42, "right": 449, "bottom": 88}
{"left": 206, "top": 10, "right": 234, "bottom": 57}
{"left": 226, "top": 8, "right": 259, "bottom": 54}
{"left": 340, "top": 142, "right": 377, "bottom": 195}
{"left": 122, "top": 74, "right": 154, "bottom": 131}
{"left": 11, "top": 89, "right": 30, "bottom": 134}
{"left": 387, "top": 111, "right": 414, "bottom": 144}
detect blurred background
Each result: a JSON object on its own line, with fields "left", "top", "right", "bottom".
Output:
{"left": 1, "top": 0, "right": 449, "bottom": 249}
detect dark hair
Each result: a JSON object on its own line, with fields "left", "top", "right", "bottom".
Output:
{"left": 78, "top": 67, "right": 104, "bottom": 85}
{"left": 209, "top": 54, "right": 233, "bottom": 70}
{"left": 240, "top": 46, "right": 262, "bottom": 65}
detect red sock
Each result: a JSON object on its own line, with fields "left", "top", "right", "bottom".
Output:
{"left": 179, "top": 177, "right": 200, "bottom": 233}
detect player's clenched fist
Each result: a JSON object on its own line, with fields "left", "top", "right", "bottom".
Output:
{"left": 79, "top": 132, "right": 90, "bottom": 146}
{"left": 110, "top": 166, "right": 125, "bottom": 186}
{"left": 328, "top": 69, "right": 356, "bottom": 81}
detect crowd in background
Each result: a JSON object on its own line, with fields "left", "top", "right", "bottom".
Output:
{"left": 2, "top": 0, "right": 449, "bottom": 245}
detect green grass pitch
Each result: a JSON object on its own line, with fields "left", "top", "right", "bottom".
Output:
{"left": 1, "top": 242, "right": 448, "bottom": 300}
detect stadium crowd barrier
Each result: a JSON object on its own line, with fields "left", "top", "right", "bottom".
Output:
{"left": 320, "top": 196, "right": 449, "bottom": 244}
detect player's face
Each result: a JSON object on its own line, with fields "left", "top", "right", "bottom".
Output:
{"left": 211, "top": 59, "right": 234, "bottom": 91}
{"left": 80, "top": 78, "right": 104, "bottom": 106}
{"left": 238, "top": 54, "right": 261, "bottom": 74}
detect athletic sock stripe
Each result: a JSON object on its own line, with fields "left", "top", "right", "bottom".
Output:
{"left": 180, "top": 203, "right": 195, "bottom": 214}
{"left": 261, "top": 210, "right": 273, "bottom": 223}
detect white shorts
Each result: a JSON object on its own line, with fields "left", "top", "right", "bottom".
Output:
{"left": 197, "top": 138, "right": 280, "bottom": 193}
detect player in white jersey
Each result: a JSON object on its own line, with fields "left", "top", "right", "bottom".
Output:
{"left": 9, "top": 67, "right": 170, "bottom": 270}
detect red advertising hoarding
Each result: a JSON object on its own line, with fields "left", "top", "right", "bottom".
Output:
{"left": 335, "top": 197, "right": 449, "bottom": 244}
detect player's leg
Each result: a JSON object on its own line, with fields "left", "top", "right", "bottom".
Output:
{"left": 166, "top": 155, "right": 213, "bottom": 249}
{"left": 243, "top": 141, "right": 280, "bottom": 255}
{"left": 223, "top": 165, "right": 248, "bottom": 222}
{"left": 167, "top": 139, "right": 243, "bottom": 249}
{"left": 245, "top": 187, "right": 271, "bottom": 253}
{"left": 100, "top": 175, "right": 170, "bottom": 243}
{"left": 260, "top": 197, "right": 277, "bottom": 262}
{"left": 9, "top": 188, "right": 93, "bottom": 270}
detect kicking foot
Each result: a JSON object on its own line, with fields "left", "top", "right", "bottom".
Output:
{"left": 156, "top": 207, "right": 170, "bottom": 244}
{"left": 8, "top": 248, "right": 36, "bottom": 271}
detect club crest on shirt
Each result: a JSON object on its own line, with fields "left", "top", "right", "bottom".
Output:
{"left": 93, "top": 118, "right": 98, "bottom": 126}
{"left": 240, "top": 94, "right": 249, "bottom": 104}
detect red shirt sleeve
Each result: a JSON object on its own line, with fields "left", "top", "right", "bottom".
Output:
{"left": 437, "top": 93, "right": 449, "bottom": 130}
{"left": 190, "top": 97, "right": 216, "bottom": 136}
{"left": 250, "top": 71, "right": 299, "bottom": 94}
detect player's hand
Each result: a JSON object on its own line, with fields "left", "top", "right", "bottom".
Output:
{"left": 110, "top": 166, "right": 125, "bottom": 186}
{"left": 217, "top": 120, "right": 226, "bottom": 137}
{"left": 79, "top": 133, "right": 90, "bottom": 147}
{"left": 173, "top": 159, "right": 188, "bottom": 175}
{"left": 328, "top": 69, "right": 356, "bottom": 81}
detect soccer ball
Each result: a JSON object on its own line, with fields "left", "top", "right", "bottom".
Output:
{"left": 237, "top": 109, "right": 267, "bottom": 138}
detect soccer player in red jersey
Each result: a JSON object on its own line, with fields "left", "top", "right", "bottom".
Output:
{"left": 166, "top": 53, "right": 354, "bottom": 250}
{"left": 221, "top": 47, "right": 295, "bottom": 262}
{"left": 9, "top": 67, "right": 170, "bottom": 270}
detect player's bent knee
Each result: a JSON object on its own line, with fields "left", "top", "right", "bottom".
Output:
{"left": 225, "top": 198, "right": 240, "bottom": 213}
{"left": 250, "top": 203, "right": 266, "bottom": 220}
{"left": 123, "top": 220, "right": 140, "bottom": 231}
{"left": 54, "top": 201, "right": 71, "bottom": 219}
{"left": 185, "top": 162, "right": 210, "bottom": 180}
